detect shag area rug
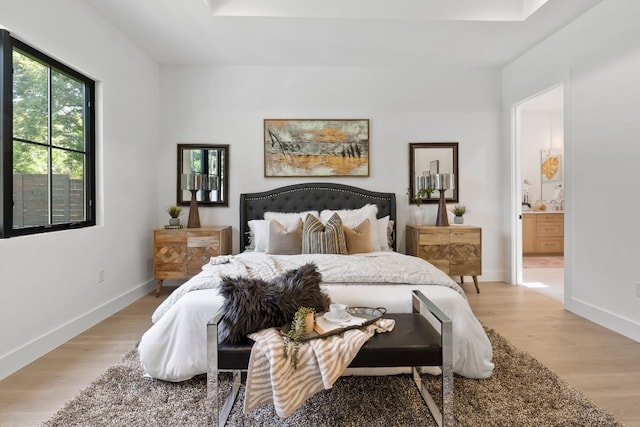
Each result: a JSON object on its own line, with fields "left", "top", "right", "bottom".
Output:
{"left": 43, "top": 328, "right": 622, "bottom": 427}
{"left": 523, "top": 256, "right": 564, "bottom": 269}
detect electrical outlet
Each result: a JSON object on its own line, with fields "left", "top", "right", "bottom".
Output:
{"left": 636, "top": 281, "right": 640, "bottom": 298}
{"left": 98, "top": 269, "right": 105, "bottom": 284}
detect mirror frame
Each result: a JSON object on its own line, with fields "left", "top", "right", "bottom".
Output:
{"left": 176, "top": 143, "right": 229, "bottom": 207}
{"left": 409, "top": 142, "right": 459, "bottom": 204}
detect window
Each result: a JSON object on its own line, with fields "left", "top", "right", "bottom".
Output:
{"left": 0, "top": 30, "right": 95, "bottom": 237}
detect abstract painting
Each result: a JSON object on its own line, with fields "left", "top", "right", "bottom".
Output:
{"left": 264, "top": 119, "right": 369, "bottom": 177}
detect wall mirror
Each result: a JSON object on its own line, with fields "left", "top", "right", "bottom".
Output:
{"left": 409, "top": 142, "right": 459, "bottom": 204}
{"left": 177, "top": 144, "right": 229, "bottom": 206}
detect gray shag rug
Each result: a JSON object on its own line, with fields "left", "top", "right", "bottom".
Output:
{"left": 43, "top": 328, "right": 622, "bottom": 427}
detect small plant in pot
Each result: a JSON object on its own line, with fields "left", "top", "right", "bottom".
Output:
{"left": 406, "top": 187, "right": 432, "bottom": 206}
{"left": 283, "top": 306, "right": 315, "bottom": 369}
{"left": 166, "top": 205, "right": 183, "bottom": 226}
{"left": 449, "top": 204, "right": 466, "bottom": 224}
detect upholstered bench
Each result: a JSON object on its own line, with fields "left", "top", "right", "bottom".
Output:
{"left": 206, "top": 290, "right": 453, "bottom": 427}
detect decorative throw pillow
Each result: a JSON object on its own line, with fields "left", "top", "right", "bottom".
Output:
{"left": 217, "top": 263, "right": 331, "bottom": 343}
{"left": 302, "top": 213, "right": 348, "bottom": 255}
{"left": 320, "top": 204, "right": 381, "bottom": 250}
{"left": 343, "top": 219, "right": 373, "bottom": 254}
{"left": 267, "top": 218, "right": 303, "bottom": 254}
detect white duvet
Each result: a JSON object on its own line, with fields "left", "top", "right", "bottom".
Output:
{"left": 138, "top": 251, "right": 494, "bottom": 381}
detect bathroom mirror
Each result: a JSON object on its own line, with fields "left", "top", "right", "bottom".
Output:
{"left": 409, "top": 142, "right": 459, "bottom": 204}
{"left": 177, "top": 144, "right": 229, "bottom": 206}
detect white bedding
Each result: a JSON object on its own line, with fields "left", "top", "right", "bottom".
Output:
{"left": 138, "top": 251, "right": 494, "bottom": 382}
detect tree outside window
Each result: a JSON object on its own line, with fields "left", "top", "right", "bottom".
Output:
{"left": 1, "top": 30, "right": 95, "bottom": 237}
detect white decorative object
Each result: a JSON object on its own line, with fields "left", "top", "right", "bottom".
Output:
{"left": 411, "top": 206, "right": 424, "bottom": 226}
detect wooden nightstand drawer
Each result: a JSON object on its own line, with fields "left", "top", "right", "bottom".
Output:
{"left": 450, "top": 259, "right": 481, "bottom": 276}
{"left": 417, "top": 230, "right": 449, "bottom": 245}
{"left": 450, "top": 229, "right": 480, "bottom": 245}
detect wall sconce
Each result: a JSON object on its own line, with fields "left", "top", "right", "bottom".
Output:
{"left": 433, "top": 173, "right": 455, "bottom": 226}
{"left": 181, "top": 173, "right": 217, "bottom": 228}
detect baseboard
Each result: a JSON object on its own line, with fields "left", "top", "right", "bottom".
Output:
{"left": 565, "top": 297, "right": 640, "bottom": 343}
{"left": 0, "top": 280, "right": 156, "bottom": 381}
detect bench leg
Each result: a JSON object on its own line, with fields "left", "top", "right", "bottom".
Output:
{"left": 412, "top": 290, "right": 454, "bottom": 427}
{"left": 206, "top": 322, "right": 220, "bottom": 426}
{"left": 412, "top": 365, "right": 453, "bottom": 427}
{"left": 207, "top": 312, "right": 243, "bottom": 426}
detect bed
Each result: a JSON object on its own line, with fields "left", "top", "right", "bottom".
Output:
{"left": 138, "top": 182, "right": 494, "bottom": 382}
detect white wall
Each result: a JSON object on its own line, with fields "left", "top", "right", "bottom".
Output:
{"left": 503, "top": 0, "right": 640, "bottom": 341}
{"left": 158, "top": 65, "right": 504, "bottom": 278}
{"left": 0, "top": 0, "right": 160, "bottom": 379}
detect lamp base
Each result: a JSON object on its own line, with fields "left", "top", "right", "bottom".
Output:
{"left": 187, "top": 190, "right": 201, "bottom": 228}
{"left": 435, "top": 191, "right": 449, "bottom": 226}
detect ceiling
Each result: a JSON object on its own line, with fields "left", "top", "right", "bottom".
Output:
{"left": 84, "top": 0, "right": 601, "bottom": 67}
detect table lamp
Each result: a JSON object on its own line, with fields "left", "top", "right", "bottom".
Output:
{"left": 181, "top": 173, "right": 217, "bottom": 228}
{"left": 433, "top": 173, "right": 455, "bottom": 226}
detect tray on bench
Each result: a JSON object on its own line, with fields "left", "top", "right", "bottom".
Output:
{"left": 278, "top": 307, "right": 387, "bottom": 341}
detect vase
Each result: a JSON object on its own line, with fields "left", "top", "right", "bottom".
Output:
{"left": 411, "top": 206, "right": 425, "bottom": 226}
{"left": 454, "top": 215, "right": 464, "bottom": 224}
{"left": 169, "top": 218, "right": 180, "bottom": 226}
{"left": 304, "top": 311, "right": 315, "bottom": 334}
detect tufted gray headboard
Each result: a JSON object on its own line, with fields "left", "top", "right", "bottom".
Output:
{"left": 239, "top": 182, "right": 396, "bottom": 251}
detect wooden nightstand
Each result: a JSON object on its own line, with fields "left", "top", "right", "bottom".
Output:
{"left": 406, "top": 225, "right": 482, "bottom": 293}
{"left": 153, "top": 226, "right": 232, "bottom": 296}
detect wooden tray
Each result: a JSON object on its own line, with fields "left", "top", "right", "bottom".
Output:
{"left": 278, "top": 307, "right": 387, "bottom": 342}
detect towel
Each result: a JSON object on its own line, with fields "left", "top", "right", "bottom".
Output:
{"left": 244, "top": 318, "right": 395, "bottom": 418}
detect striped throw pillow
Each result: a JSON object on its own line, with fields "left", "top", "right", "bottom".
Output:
{"left": 302, "top": 213, "right": 348, "bottom": 254}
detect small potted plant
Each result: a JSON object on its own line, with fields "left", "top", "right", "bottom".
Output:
{"left": 167, "top": 205, "right": 183, "bottom": 226}
{"left": 450, "top": 204, "right": 466, "bottom": 224}
{"left": 283, "top": 306, "right": 315, "bottom": 369}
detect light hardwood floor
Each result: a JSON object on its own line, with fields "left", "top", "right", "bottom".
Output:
{"left": 1, "top": 282, "right": 639, "bottom": 426}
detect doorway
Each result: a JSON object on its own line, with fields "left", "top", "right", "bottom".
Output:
{"left": 515, "top": 85, "right": 565, "bottom": 302}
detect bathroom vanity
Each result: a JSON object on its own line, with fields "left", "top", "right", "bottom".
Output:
{"left": 522, "top": 212, "right": 564, "bottom": 255}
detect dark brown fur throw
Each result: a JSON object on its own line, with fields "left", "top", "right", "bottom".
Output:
{"left": 217, "top": 263, "right": 331, "bottom": 343}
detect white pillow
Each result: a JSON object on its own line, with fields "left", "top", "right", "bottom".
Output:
{"left": 264, "top": 210, "right": 319, "bottom": 228}
{"left": 320, "top": 204, "right": 382, "bottom": 250}
{"left": 247, "top": 219, "right": 269, "bottom": 252}
{"left": 376, "top": 216, "right": 391, "bottom": 251}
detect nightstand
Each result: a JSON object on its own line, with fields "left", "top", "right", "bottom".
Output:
{"left": 406, "top": 225, "right": 482, "bottom": 293}
{"left": 153, "top": 226, "right": 232, "bottom": 296}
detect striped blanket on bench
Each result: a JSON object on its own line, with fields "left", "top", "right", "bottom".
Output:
{"left": 244, "top": 318, "right": 396, "bottom": 418}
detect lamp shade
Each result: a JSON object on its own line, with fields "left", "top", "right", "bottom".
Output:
{"left": 433, "top": 173, "right": 455, "bottom": 191}
{"left": 202, "top": 175, "right": 218, "bottom": 191}
{"left": 181, "top": 173, "right": 203, "bottom": 191}
{"left": 417, "top": 174, "right": 431, "bottom": 191}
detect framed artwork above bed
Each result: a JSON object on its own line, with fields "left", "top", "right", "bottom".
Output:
{"left": 264, "top": 119, "right": 369, "bottom": 177}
